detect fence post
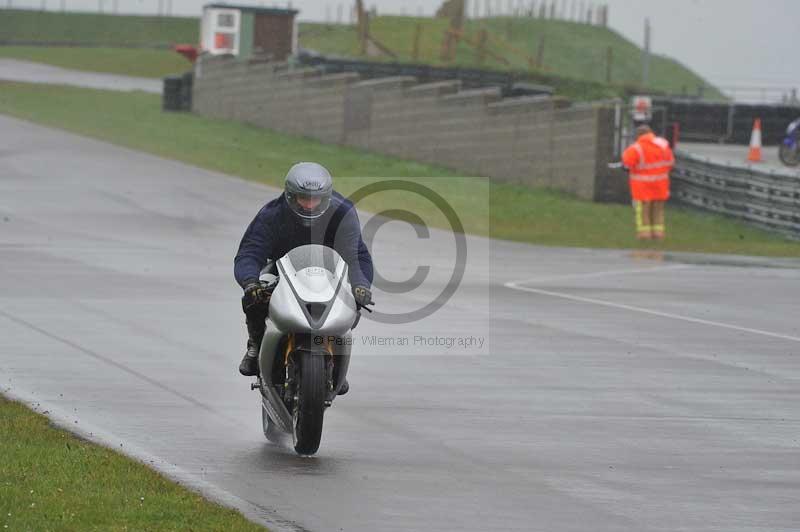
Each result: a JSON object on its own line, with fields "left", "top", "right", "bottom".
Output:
{"left": 412, "top": 23, "right": 422, "bottom": 61}
{"left": 641, "top": 17, "right": 651, "bottom": 86}
{"left": 361, "top": 17, "right": 370, "bottom": 54}
{"left": 536, "top": 34, "right": 545, "bottom": 68}
{"left": 477, "top": 29, "right": 488, "bottom": 65}
{"left": 440, "top": 30, "right": 453, "bottom": 62}
{"left": 356, "top": 0, "right": 368, "bottom": 55}
{"left": 528, "top": 36, "right": 537, "bottom": 68}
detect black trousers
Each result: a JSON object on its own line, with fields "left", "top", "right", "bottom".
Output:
{"left": 243, "top": 297, "right": 269, "bottom": 341}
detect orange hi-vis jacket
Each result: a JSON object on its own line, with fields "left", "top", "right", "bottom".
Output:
{"left": 622, "top": 132, "right": 675, "bottom": 201}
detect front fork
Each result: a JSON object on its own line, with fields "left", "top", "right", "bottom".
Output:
{"left": 255, "top": 332, "right": 352, "bottom": 405}
{"left": 280, "top": 335, "right": 341, "bottom": 408}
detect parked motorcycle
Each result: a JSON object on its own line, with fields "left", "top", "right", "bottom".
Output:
{"left": 253, "top": 244, "right": 362, "bottom": 456}
{"left": 779, "top": 118, "right": 800, "bottom": 167}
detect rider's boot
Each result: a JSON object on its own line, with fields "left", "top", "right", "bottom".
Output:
{"left": 239, "top": 320, "right": 264, "bottom": 377}
{"left": 337, "top": 378, "right": 349, "bottom": 395}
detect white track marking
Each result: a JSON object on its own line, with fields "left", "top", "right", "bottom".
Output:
{"left": 508, "top": 264, "right": 691, "bottom": 285}
{"left": 504, "top": 280, "right": 800, "bottom": 344}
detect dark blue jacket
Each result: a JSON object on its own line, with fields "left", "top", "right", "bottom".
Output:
{"left": 234, "top": 191, "right": 374, "bottom": 289}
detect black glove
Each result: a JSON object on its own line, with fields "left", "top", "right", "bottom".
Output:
{"left": 242, "top": 279, "right": 273, "bottom": 311}
{"left": 352, "top": 285, "right": 374, "bottom": 312}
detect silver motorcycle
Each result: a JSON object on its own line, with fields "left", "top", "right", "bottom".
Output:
{"left": 253, "top": 244, "right": 361, "bottom": 456}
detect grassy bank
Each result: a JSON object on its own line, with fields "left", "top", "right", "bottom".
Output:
{"left": 0, "top": 9, "right": 197, "bottom": 46}
{"left": 299, "top": 16, "right": 724, "bottom": 99}
{"left": 0, "top": 46, "right": 191, "bottom": 78}
{"left": 0, "top": 9, "right": 722, "bottom": 100}
{"left": 0, "top": 81, "right": 796, "bottom": 257}
{"left": 0, "top": 395, "right": 266, "bottom": 531}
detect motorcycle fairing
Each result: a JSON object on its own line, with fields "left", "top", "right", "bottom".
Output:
{"left": 269, "top": 245, "right": 357, "bottom": 335}
{"left": 275, "top": 257, "right": 346, "bottom": 330}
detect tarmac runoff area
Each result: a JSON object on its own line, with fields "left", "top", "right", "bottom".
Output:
{"left": 0, "top": 58, "right": 161, "bottom": 93}
{"left": 1, "top": 115, "right": 800, "bottom": 532}
{"left": 680, "top": 141, "right": 800, "bottom": 177}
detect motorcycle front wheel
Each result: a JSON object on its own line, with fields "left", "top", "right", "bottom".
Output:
{"left": 292, "top": 351, "right": 327, "bottom": 455}
{"left": 779, "top": 143, "right": 800, "bottom": 166}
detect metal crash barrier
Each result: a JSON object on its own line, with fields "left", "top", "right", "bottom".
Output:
{"left": 672, "top": 151, "right": 800, "bottom": 239}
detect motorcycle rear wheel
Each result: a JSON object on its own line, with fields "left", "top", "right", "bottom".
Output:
{"left": 292, "top": 351, "right": 327, "bottom": 455}
{"left": 779, "top": 143, "right": 800, "bottom": 166}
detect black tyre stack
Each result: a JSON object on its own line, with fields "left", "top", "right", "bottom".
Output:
{"left": 162, "top": 75, "right": 183, "bottom": 112}
{"left": 180, "top": 71, "right": 193, "bottom": 111}
{"left": 162, "top": 72, "right": 194, "bottom": 112}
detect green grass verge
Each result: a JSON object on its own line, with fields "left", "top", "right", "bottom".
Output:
{"left": 0, "top": 46, "right": 192, "bottom": 78}
{"left": 0, "top": 9, "right": 197, "bottom": 46}
{"left": 0, "top": 395, "right": 266, "bottom": 531}
{"left": 0, "top": 81, "right": 796, "bottom": 257}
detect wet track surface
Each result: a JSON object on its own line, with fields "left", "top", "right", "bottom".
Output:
{"left": 681, "top": 142, "right": 800, "bottom": 177}
{"left": 1, "top": 115, "right": 800, "bottom": 531}
{"left": 0, "top": 59, "right": 161, "bottom": 93}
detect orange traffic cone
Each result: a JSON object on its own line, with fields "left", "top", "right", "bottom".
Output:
{"left": 747, "top": 118, "right": 763, "bottom": 162}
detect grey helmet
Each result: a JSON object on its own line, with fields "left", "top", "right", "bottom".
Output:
{"left": 284, "top": 162, "right": 334, "bottom": 227}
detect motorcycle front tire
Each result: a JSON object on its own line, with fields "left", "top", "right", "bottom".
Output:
{"left": 779, "top": 143, "right": 800, "bottom": 166}
{"left": 292, "top": 351, "right": 327, "bottom": 455}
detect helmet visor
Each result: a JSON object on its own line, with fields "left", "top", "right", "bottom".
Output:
{"left": 286, "top": 190, "right": 331, "bottom": 221}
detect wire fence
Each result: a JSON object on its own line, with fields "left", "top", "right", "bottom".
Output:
{"left": 672, "top": 151, "right": 800, "bottom": 239}
{"left": 1, "top": 1, "right": 608, "bottom": 21}
{"left": 1, "top": 1, "right": 177, "bottom": 16}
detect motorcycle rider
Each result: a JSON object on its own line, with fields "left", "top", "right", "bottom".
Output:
{"left": 780, "top": 117, "right": 800, "bottom": 167}
{"left": 235, "top": 162, "right": 374, "bottom": 390}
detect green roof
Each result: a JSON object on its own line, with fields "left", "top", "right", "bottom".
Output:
{"left": 204, "top": 3, "right": 298, "bottom": 16}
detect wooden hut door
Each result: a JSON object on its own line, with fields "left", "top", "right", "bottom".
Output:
{"left": 253, "top": 14, "right": 293, "bottom": 61}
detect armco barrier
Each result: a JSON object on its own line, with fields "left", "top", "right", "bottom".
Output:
{"left": 672, "top": 151, "right": 800, "bottom": 238}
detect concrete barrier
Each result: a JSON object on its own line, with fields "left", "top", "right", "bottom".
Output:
{"left": 192, "top": 55, "right": 620, "bottom": 201}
